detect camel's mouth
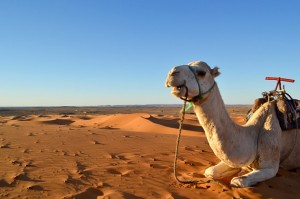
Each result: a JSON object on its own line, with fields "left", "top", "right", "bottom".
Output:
{"left": 169, "top": 84, "right": 187, "bottom": 97}
{"left": 172, "top": 85, "right": 184, "bottom": 93}
{"left": 165, "top": 71, "right": 187, "bottom": 98}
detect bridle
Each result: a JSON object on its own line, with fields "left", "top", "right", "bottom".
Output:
{"left": 180, "top": 66, "right": 216, "bottom": 102}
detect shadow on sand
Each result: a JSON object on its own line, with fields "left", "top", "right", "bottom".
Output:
{"left": 145, "top": 115, "right": 204, "bottom": 133}
{"left": 41, "top": 119, "right": 75, "bottom": 125}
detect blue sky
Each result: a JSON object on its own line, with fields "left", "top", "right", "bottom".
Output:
{"left": 0, "top": 0, "right": 299, "bottom": 106}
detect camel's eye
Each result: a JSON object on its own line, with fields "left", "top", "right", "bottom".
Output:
{"left": 197, "top": 70, "right": 206, "bottom": 77}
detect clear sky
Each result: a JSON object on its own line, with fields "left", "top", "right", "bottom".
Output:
{"left": 0, "top": 0, "right": 299, "bottom": 106}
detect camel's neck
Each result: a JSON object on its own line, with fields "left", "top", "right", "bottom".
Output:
{"left": 193, "top": 84, "right": 237, "bottom": 139}
{"left": 193, "top": 84, "right": 258, "bottom": 167}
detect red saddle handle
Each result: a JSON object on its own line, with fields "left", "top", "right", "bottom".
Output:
{"left": 265, "top": 77, "right": 295, "bottom": 90}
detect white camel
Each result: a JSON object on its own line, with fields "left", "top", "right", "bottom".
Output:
{"left": 165, "top": 61, "right": 300, "bottom": 187}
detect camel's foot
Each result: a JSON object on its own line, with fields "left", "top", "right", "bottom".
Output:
{"left": 204, "top": 161, "right": 241, "bottom": 179}
{"left": 230, "top": 176, "right": 252, "bottom": 188}
{"left": 230, "top": 168, "right": 278, "bottom": 188}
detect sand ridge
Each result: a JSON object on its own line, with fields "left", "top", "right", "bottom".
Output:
{"left": 1, "top": 112, "right": 300, "bottom": 198}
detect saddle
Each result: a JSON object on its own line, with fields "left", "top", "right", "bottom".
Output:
{"left": 246, "top": 94, "right": 300, "bottom": 130}
{"left": 276, "top": 97, "right": 300, "bottom": 130}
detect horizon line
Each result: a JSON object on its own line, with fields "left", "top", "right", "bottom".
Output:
{"left": 0, "top": 104, "right": 252, "bottom": 108}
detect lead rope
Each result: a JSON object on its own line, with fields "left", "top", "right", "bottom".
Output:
{"left": 174, "top": 91, "right": 228, "bottom": 188}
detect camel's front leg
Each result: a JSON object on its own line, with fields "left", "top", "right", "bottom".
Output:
{"left": 204, "top": 161, "right": 241, "bottom": 179}
{"left": 230, "top": 168, "right": 277, "bottom": 187}
{"left": 231, "top": 105, "right": 281, "bottom": 187}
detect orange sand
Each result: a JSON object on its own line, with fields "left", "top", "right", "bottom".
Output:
{"left": 1, "top": 112, "right": 300, "bottom": 198}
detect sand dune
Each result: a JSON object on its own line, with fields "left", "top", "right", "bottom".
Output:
{"left": 0, "top": 112, "right": 300, "bottom": 198}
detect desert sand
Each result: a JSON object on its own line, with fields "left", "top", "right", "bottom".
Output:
{"left": 0, "top": 106, "right": 300, "bottom": 199}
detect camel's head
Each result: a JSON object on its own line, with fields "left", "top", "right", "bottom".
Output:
{"left": 165, "top": 61, "right": 220, "bottom": 102}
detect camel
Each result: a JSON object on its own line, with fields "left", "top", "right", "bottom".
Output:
{"left": 165, "top": 61, "right": 300, "bottom": 187}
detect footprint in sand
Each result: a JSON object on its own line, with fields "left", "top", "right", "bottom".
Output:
{"left": 110, "top": 154, "right": 131, "bottom": 161}
{"left": 11, "top": 159, "right": 22, "bottom": 166}
{"left": 160, "top": 152, "right": 171, "bottom": 156}
{"left": 99, "top": 125, "right": 119, "bottom": 130}
{"left": 21, "top": 148, "right": 30, "bottom": 153}
{"left": 23, "top": 160, "right": 35, "bottom": 168}
{"left": 183, "top": 159, "right": 203, "bottom": 167}
{"left": 58, "top": 150, "right": 68, "bottom": 156}
{"left": 0, "top": 180, "right": 12, "bottom": 188}
{"left": 91, "top": 140, "right": 102, "bottom": 145}
{"left": 99, "top": 188, "right": 147, "bottom": 199}
{"left": 0, "top": 179, "right": 11, "bottom": 187}
{"left": 27, "top": 132, "right": 35, "bottom": 136}
{"left": 63, "top": 175, "right": 85, "bottom": 185}
{"left": 75, "top": 161, "right": 86, "bottom": 173}
{"left": 64, "top": 187, "right": 103, "bottom": 199}
{"left": 106, "top": 168, "right": 122, "bottom": 175}
{"left": 0, "top": 143, "right": 10, "bottom": 149}
{"left": 13, "top": 172, "right": 32, "bottom": 182}
{"left": 27, "top": 184, "right": 44, "bottom": 191}
{"left": 106, "top": 167, "right": 133, "bottom": 177}
{"left": 149, "top": 163, "right": 168, "bottom": 169}
{"left": 96, "top": 181, "right": 108, "bottom": 188}
{"left": 68, "top": 161, "right": 91, "bottom": 179}
{"left": 184, "top": 146, "right": 194, "bottom": 151}
{"left": 34, "top": 140, "right": 40, "bottom": 144}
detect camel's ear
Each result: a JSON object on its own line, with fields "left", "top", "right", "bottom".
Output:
{"left": 211, "top": 67, "right": 220, "bottom": 78}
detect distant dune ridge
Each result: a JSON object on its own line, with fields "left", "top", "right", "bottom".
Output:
{"left": 0, "top": 106, "right": 299, "bottom": 198}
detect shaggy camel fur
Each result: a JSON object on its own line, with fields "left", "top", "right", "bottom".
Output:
{"left": 165, "top": 61, "right": 300, "bottom": 187}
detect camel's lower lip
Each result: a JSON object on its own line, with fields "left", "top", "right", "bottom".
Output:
{"left": 171, "top": 85, "right": 185, "bottom": 95}
{"left": 173, "top": 86, "right": 181, "bottom": 91}
{"left": 171, "top": 87, "right": 179, "bottom": 93}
